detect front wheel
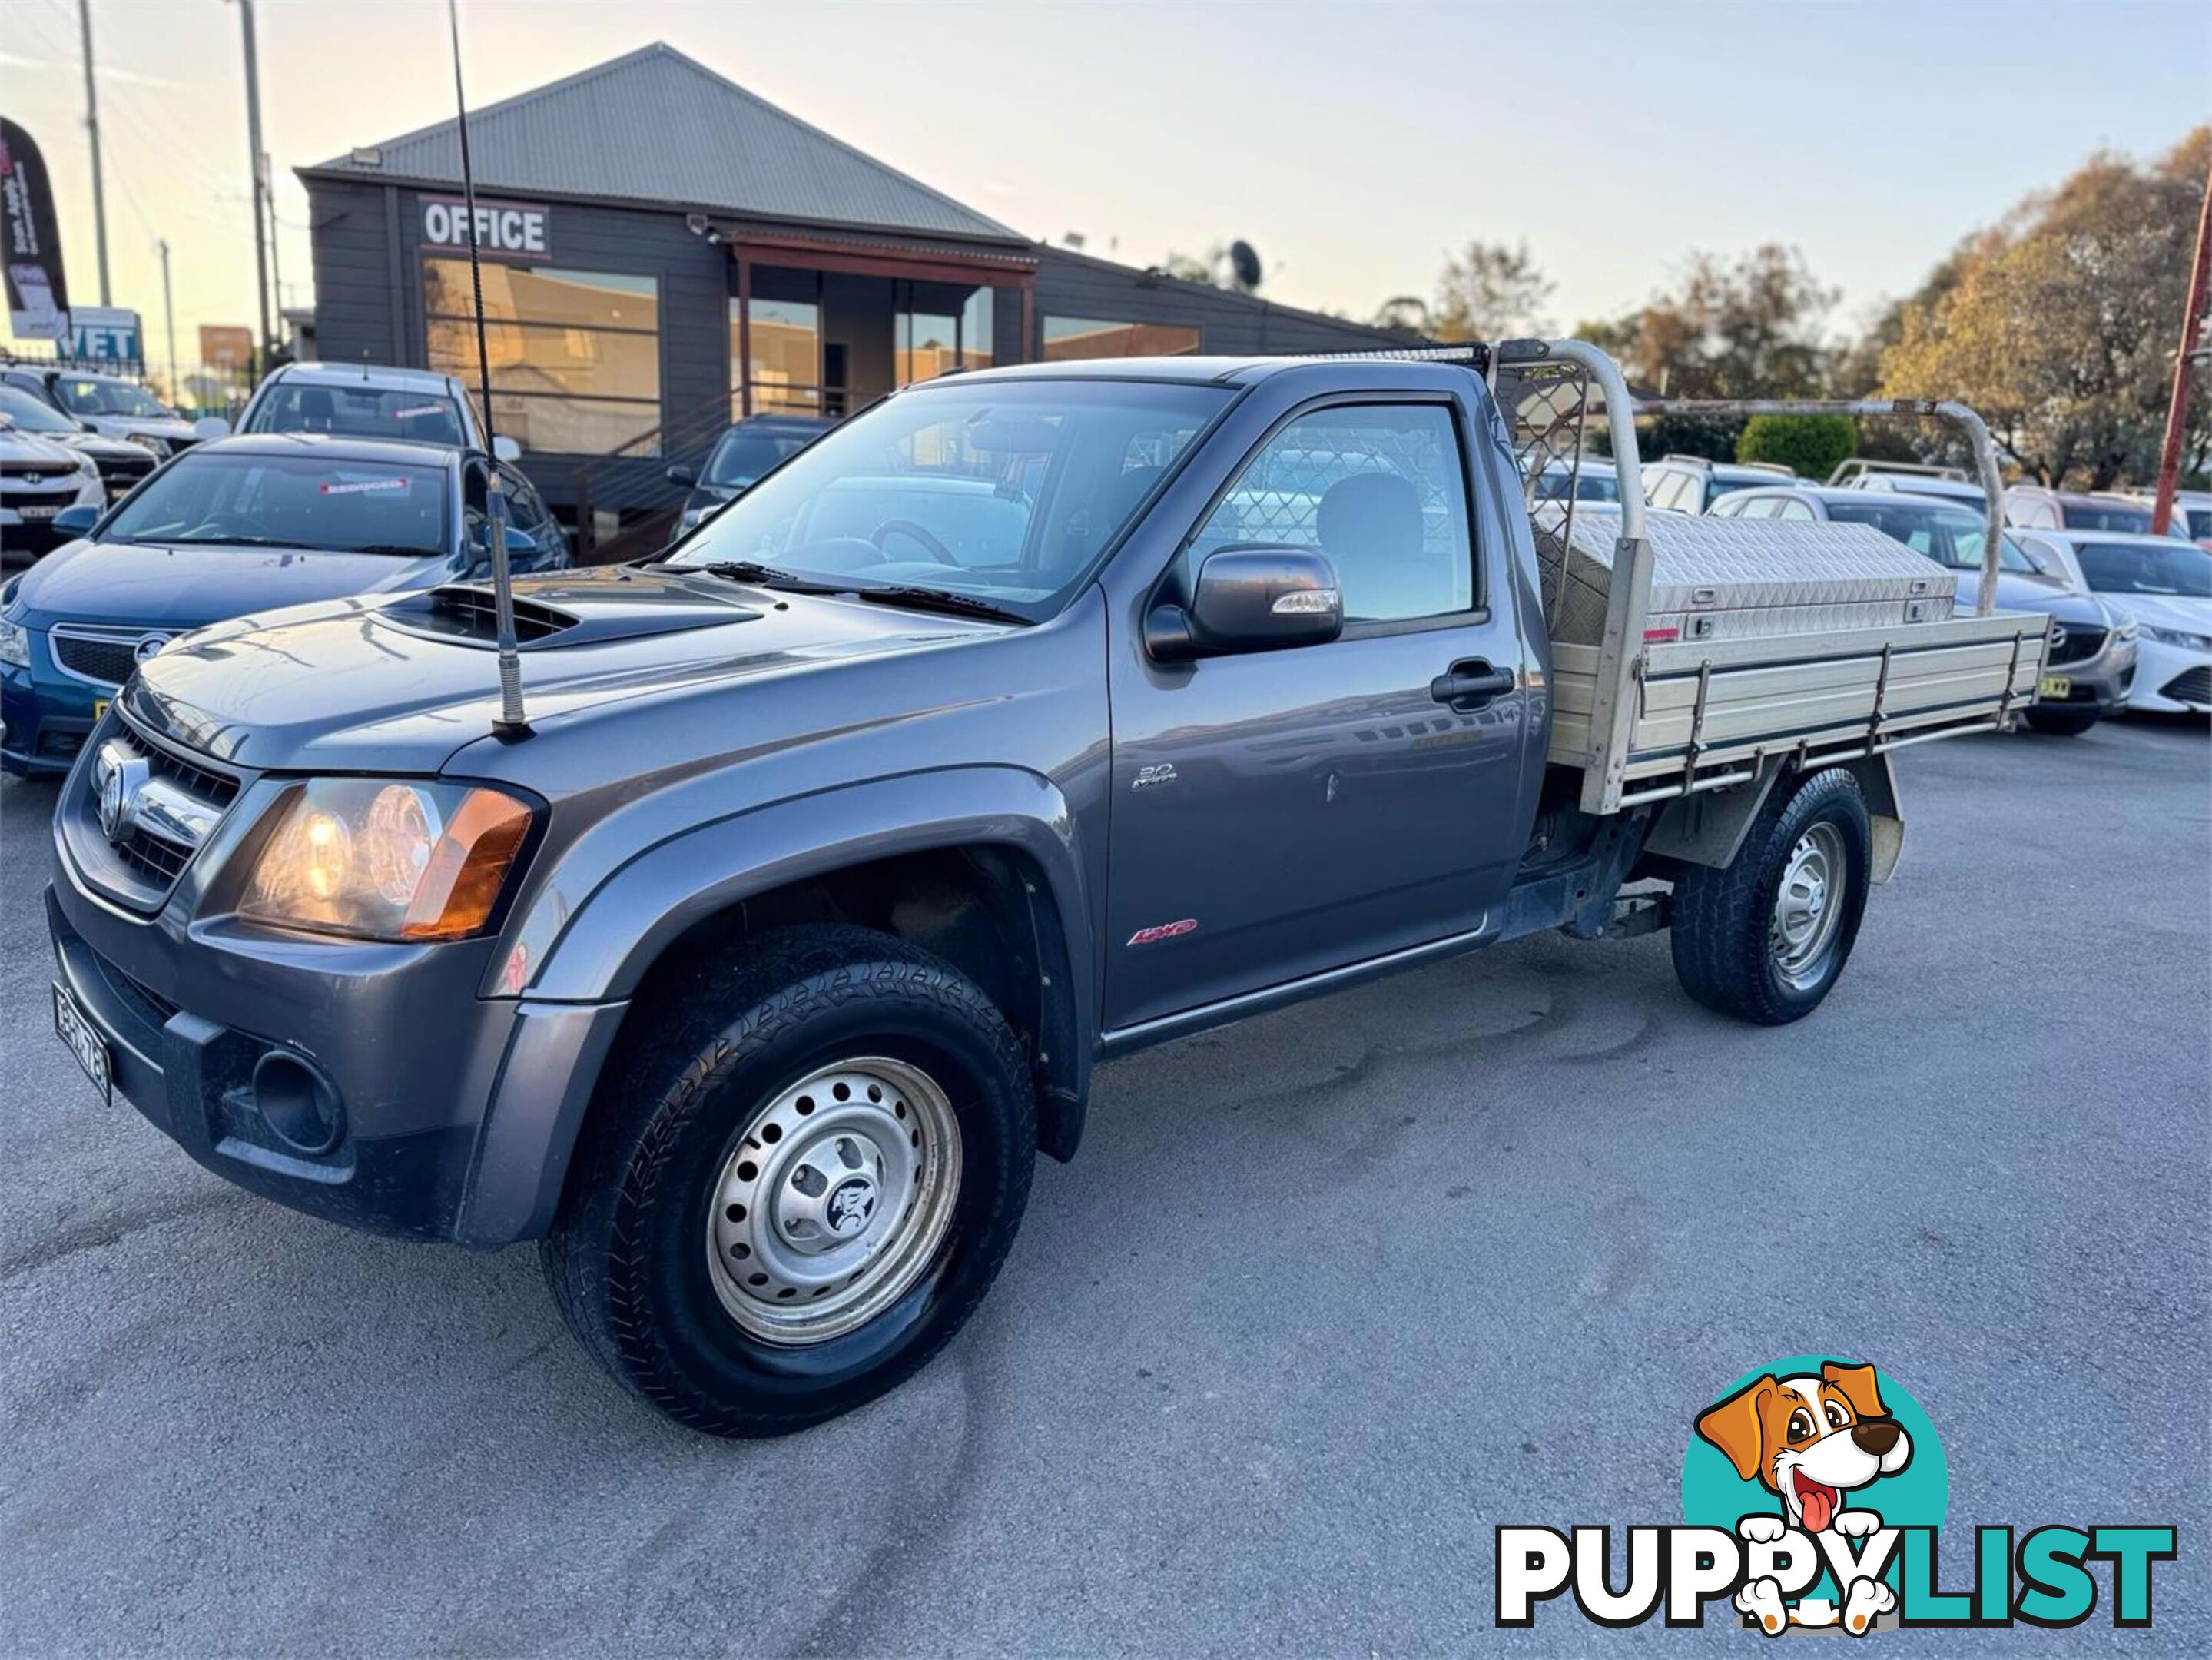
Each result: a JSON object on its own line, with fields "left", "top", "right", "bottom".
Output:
{"left": 1670, "top": 768, "right": 1872, "bottom": 1025}
{"left": 542, "top": 925, "right": 1036, "bottom": 1436}
{"left": 2025, "top": 706, "right": 2099, "bottom": 736}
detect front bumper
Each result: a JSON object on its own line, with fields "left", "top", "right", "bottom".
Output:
{"left": 1, "top": 656, "right": 105, "bottom": 776}
{"left": 2034, "top": 636, "right": 2136, "bottom": 714}
{"left": 2127, "top": 637, "right": 2212, "bottom": 712}
{"left": 45, "top": 742, "right": 628, "bottom": 1245}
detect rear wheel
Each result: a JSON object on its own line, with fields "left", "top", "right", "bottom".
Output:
{"left": 1670, "top": 768, "right": 1872, "bottom": 1025}
{"left": 542, "top": 925, "right": 1035, "bottom": 1436}
{"left": 2025, "top": 706, "right": 2099, "bottom": 736}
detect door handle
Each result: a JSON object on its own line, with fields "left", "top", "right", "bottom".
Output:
{"left": 1430, "top": 659, "right": 1515, "bottom": 711}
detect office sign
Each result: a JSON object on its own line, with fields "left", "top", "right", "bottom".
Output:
{"left": 0, "top": 119, "right": 70, "bottom": 339}
{"left": 420, "top": 195, "right": 549, "bottom": 261}
{"left": 69, "top": 307, "right": 141, "bottom": 363}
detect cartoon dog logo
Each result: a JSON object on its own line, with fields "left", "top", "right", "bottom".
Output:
{"left": 1696, "top": 1362, "right": 1913, "bottom": 1636}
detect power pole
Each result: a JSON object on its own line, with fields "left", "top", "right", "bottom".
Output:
{"left": 2151, "top": 153, "right": 2212, "bottom": 538}
{"left": 237, "top": 0, "right": 274, "bottom": 380}
{"left": 78, "top": 0, "right": 112, "bottom": 307}
{"left": 158, "top": 238, "right": 178, "bottom": 405}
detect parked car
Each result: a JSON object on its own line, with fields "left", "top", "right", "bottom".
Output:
{"left": 0, "top": 417, "right": 106, "bottom": 565}
{"left": 1534, "top": 456, "right": 1622, "bottom": 504}
{"left": 1839, "top": 470, "right": 1991, "bottom": 512}
{"left": 1640, "top": 453, "right": 1796, "bottom": 513}
{"left": 0, "top": 364, "right": 206, "bottom": 456}
{"left": 237, "top": 361, "right": 521, "bottom": 461}
{"left": 0, "top": 385, "right": 161, "bottom": 503}
{"left": 668, "top": 414, "right": 837, "bottom": 536}
{"left": 1709, "top": 485, "right": 2136, "bottom": 734}
{"left": 1, "top": 434, "right": 568, "bottom": 774}
{"left": 38, "top": 343, "right": 2052, "bottom": 1436}
{"left": 2123, "top": 487, "right": 2212, "bottom": 549}
{"left": 2003, "top": 484, "right": 2193, "bottom": 541}
{"left": 2011, "top": 530, "right": 2210, "bottom": 715}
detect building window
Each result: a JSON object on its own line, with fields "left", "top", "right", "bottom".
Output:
{"left": 895, "top": 282, "right": 993, "bottom": 387}
{"left": 423, "top": 259, "right": 661, "bottom": 455}
{"left": 1042, "top": 317, "right": 1200, "bottom": 361}
{"left": 732, "top": 293, "right": 824, "bottom": 417}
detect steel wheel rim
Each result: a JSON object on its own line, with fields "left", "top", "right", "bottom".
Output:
{"left": 706, "top": 1057, "right": 962, "bottom": 1346}
{"left": 1769, "top": 822, "right": 1847, "bottom": 989}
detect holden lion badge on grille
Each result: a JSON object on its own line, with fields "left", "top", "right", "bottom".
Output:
{"left": 95, "top": 748, "right": 150, "bottom": 842}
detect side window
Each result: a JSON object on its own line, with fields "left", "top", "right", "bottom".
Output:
{"left": 499, "top": 464, "right": 547, "bottom": 533}
{"left": 1775, "top": 496, "right": 1815, "bottom": 521}
{"left": 1643, "top": 466, "right": 1676, "bottom": 506}
{"left": 463, "top": 460, "right": 491, "bottom": 551}
{"left": 1189, "top": 403, "right": 1475, "bottom": 624}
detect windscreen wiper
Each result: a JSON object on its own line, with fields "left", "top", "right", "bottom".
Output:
{"left": 845, "top": 584, "right": 1030, "bottom": 625}
{"left": 695, "top": 559, "right": 847, "bottom": 594}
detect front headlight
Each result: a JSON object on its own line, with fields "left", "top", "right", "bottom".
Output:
{"left": 237, "top": 779, "right": 536, "bottom": 941}
{"left": 0, "top": 616, "right": 29, "bottom": 671}
{"left": 2143, "top": 626, "right": 2212, "bottom": 652}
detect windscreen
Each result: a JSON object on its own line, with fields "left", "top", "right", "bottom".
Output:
{"left": 54, "top": 377, "right": 171, "bottom": 419}
{"left": 0, "top": 386, "right": 81, "bottom": 433}
{"left": 246, "top": 383, "right": 469, "bottom": 448}
{"left": 101, "top": 452, "right": 451, "bottom": 556}
{"left": 1825, "top": 500, "right": 1991, "bottom": 566}
{"left": 669, "top": 379, "right": 1231, "bottom": 619}
{"left": 2072, "top": 541, "right": 2212, "bottom": 599}
{"left": 705, "top": 428, "right": 821, "bottom": 488}
{"left": 1537, "top": 463, "right": 1620, "bottom": 503}
{"left": 2059, "top": 500, "right": 2154, "bottom": 534}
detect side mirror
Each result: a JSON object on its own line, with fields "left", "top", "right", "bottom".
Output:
{"left": 665, "top": 463, "right": 698, "bottom": 489}
{"left": 492, "top": 435, "right": 522, "bottom": 463}
{"left": 1146, "top": 546, "right": 1344, "bottom": 663}
{"left": 52, "top": 504, "right": 101, "bottom": 539}
{"left": 192, "top": 417, "right": 230, "bottom": 441}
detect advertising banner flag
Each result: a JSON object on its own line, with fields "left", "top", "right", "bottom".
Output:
{"left": 0, "top": 119, "right": 70, "bottom": 340}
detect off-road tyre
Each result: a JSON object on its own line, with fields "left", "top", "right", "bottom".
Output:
{"left": 542, "top": 925, "right": 1035, "bottom": 1436}
{"left": 1669, "top": 767, "right": 1872, "bottom": 1026}
{"left": 2025, "top": 706, "right": 2099, "bottom": 737}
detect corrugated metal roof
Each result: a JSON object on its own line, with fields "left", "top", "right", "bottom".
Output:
{"left": 306, "top": 42, "right": 1023, "bottom": 245}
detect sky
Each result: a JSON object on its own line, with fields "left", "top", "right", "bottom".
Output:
{"left": 2, "top": 0, "right": 2206, "bottom": 364}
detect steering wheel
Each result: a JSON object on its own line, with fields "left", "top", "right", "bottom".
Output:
{"left": 869, "top": 519, "right": 958, "bottom": 566}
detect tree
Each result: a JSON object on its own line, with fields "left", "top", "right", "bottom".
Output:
{"left": 1159, "top": 247, "right": 1225, "bottom": 286}
{"left": 1737, "top": 413, "right": 1858, "bottom": 480}
{"left": 1584, "top": 244, "right": 1838, "bottom": 399}
{"left": 1433, "top": 241, "right": 1553, "bottom": 341}
{"left": 1879, "top": 126, "right": 2211, "bottom": 487}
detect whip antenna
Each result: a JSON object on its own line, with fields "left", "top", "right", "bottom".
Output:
{"left": 446, "top": 0, "right": 529, "bottom": 738}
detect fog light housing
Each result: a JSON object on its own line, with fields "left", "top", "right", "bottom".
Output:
{"left": 250, "top": 1049, "right": 342, "bottom": 1154}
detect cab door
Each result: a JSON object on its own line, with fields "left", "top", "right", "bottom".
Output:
{"left": 1101, "top": 393, "right": 1537, "bottom": 1033}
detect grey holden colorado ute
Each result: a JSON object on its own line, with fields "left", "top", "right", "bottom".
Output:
{"left": 41, "top": 342, "right": 2047, "bottom": 1434}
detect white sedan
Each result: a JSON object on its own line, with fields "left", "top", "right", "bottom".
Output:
{"left": 2022, "top": 531, "right": 2211, "bottom": 713}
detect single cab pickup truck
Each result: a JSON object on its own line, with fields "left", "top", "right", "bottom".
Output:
{"left": 41, "top": 341, "right": 2046, "bottom": 1434}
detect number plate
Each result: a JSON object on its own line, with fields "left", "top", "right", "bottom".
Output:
{"left": 52, "top": 982, "right": 112, "bottom": 1107}
{"left": 2037, "top": 675, "right": 2073, "bottom": 699}
{"left": 18, "top": 504, "right": 61, "bottom": 520}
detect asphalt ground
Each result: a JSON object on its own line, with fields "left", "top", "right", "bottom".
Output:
{"left": 2, "top": 715, "right": 2206, "bottom": 1658}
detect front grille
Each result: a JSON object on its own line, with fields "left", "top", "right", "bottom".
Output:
{"left": 95, "top": 456, "right": 155, "bottom": 495}
{"left": 83, "top": 718, "right": 242, "bottom": 902}
{"left": 2161, "top": 665, "right": 2212, "bottom": 707}
{"left": 0, "top": 484, "right": 81, "bottom": 508}
{"left": 2046, "top": 624, "right": 2104, "bottom": 666}
{"left": 51, "top": 628, "right": 171, "bottom": 688}
{"left": 0, "top": 459, "right": 75, "bottom": 480}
